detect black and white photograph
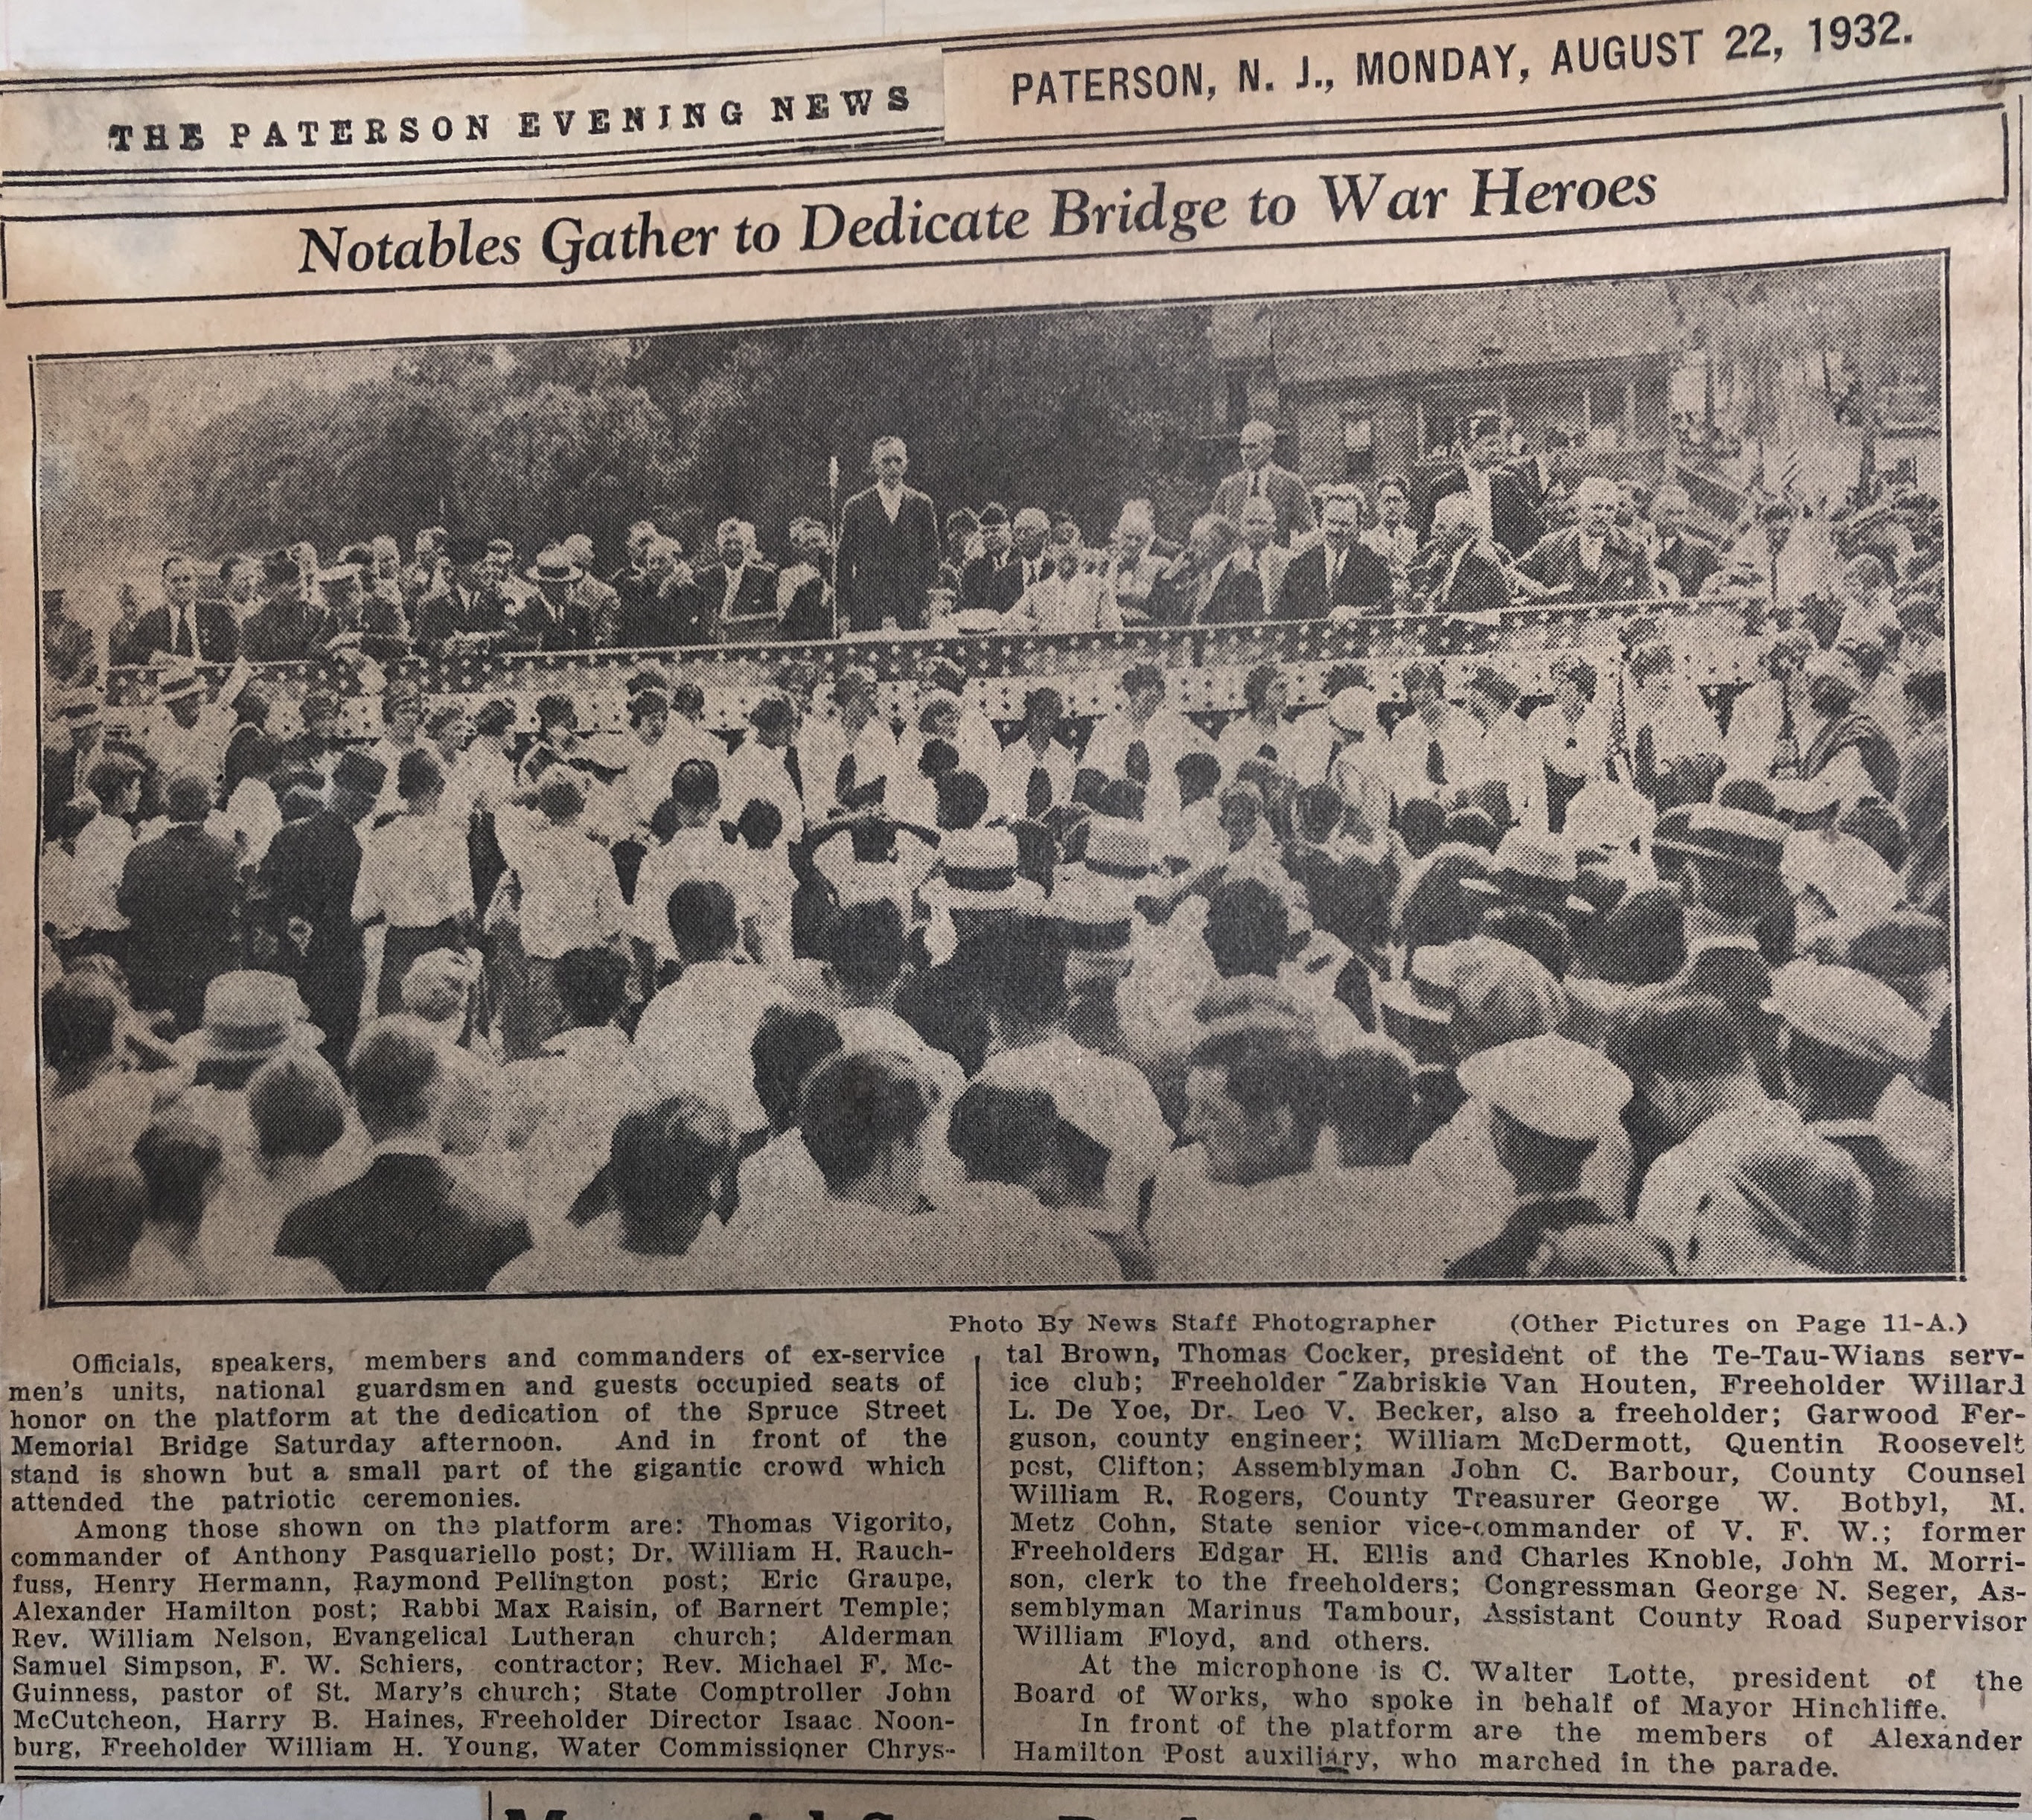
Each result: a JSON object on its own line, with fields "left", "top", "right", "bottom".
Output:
{"left": 33, "top": 254, "right": 1955, "bottom": 1300}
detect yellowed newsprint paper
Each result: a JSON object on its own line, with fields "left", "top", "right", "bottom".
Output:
{"left": 1, "top": 3, "right": 2028, "bottom": 1818}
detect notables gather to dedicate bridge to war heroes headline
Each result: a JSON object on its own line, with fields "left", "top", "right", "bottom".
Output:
{"left": 36, "top": 403, "right": 1954, "bottom": 1300}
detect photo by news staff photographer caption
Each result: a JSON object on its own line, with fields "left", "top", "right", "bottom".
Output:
{"left": 34, "top": 255, "right": 1955, "bottom": 1300}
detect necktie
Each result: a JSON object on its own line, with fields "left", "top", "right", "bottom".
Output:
{"left": 1026, "top": 764, "right": 1053, "bottom": 817}
{"left": 836, "top": 754, "right": 857, "bottom": 805}
{"left": 1634, "top": 725, "right": 1658, "bottom": 796}
{"left": 1125, "top": 740, "right": 1151, "bottom": 785}
{"left": 175, "top": 610, "right": 194, "bottom": 657}
{"left": 1427, "top": 739, "right": 1446, "bottom": 788}
{"left": 782, "top": 745, "right": 803, "bottom": 799}
{"left": 1251, "top": 470, "right": 1264, "bottom": 500}
{"left": 1331, "top": 550, "right": 1344, "bottom": 590}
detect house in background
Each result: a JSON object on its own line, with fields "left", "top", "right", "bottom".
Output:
{"left": 1206, "top": 280, "right": 1684, "bottom": 493}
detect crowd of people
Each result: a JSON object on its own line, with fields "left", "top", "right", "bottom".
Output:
{"left": 38, "top": 418, "right": 1954, "bottom": 1297}
{"left": 42, "top": 416, "right": 1940, "bottom": 668}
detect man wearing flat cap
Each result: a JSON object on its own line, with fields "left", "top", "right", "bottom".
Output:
{"left": 1772, "top": 960, "right": 1952, "bottom": 1274}
{"left": 1623, "top": 995, "right": 1869, "bottom": 1277}
{"left": 1653, "top": 804, "right": 1789, "bottom": 1005}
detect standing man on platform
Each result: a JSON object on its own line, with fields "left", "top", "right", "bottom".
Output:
{"left": 836, "top": 435, "right": 941, "bottom": 633}
{"left": 1416, "top": 411, "right": 1544, "bottom": 561}
{"left": 1213, "top": 421, "right": 1315, "bottom": 545}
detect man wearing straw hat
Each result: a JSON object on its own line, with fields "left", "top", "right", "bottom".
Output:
{"left": 150, "top": 657, "right": 245, "bottom": 798}
{"left": 510, "top": 548, "right": 598, "bottom": 651}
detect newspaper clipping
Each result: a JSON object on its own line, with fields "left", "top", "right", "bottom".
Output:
{"left": 1, "top": 1, "right": 2027, "bottom": 1814}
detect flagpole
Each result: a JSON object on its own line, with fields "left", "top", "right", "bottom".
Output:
{"left": 828, "top": 456, "right": 841, "bottom": 639}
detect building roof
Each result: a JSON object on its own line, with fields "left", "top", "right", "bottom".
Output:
{"left": 1210, "top": 280, "right": 1683, "bottom": 384}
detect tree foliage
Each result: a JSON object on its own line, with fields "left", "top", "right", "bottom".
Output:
{"left": 149, "top": 305, "right": 1220, "bottom": 565}
{"left": 154, "top": 342, "right": 686, "bottom": 561}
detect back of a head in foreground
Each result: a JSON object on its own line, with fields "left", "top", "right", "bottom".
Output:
{"left": 798, "top": 1050, "right": 935, "bottom": 1196}
{"left": 348, "top": 1017, "right": 444, "bottom": 1143}
{"left": 609, "top": 1095, "right": 735, "bottom": 1251}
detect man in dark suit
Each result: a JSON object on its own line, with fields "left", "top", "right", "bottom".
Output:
{"left": 1649, "top": 484, "right": 1719, "bottom": 598}
{"left": 835, "top": 435, "right": 941, "bottom": 632}
{"left": 261, "top": 749, "right": 383, "bottom": 1070}
{"left": 42, "top": 588, "right": 97, "bottom": 689}
{"left": 957, "top": 503, "right": 1027, "bottom": 621}
{"left": 240, "top": 549, "right": 337, "bottom": 661}
{"left": 775, "top": 519, "right": 836, "bottom": 642}
{"left": 1416, "top": 412, "right": 1544, "bottom": 560}
{"left": 508, "top": 549, "right": 597, "bottom": 651}
{"left": 406, "top": 538, "right": 513, "bottom": 654}
{"left": 697, "top": 519, "right": 779, "bottom": 642}
{"left": 128, "top": 554, "right": 240, "bottom": 665}
{"left": 1513, "top": 476, "right": 1655, "bottom": 604}
{"left": 117, "top": 770, "right": 240, "bottom": 1033}
{"left": 1277, "top": 491, "right": 1394, "bottom": 619}
{"left": 614, "top": 537, "right": 715, "bottom": 648}
{"left": 1210, "top": 421, "right": 1315, "bottom": 545}
{"left": 275, "top": 1019, "right": 532, "bottom": 1292}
